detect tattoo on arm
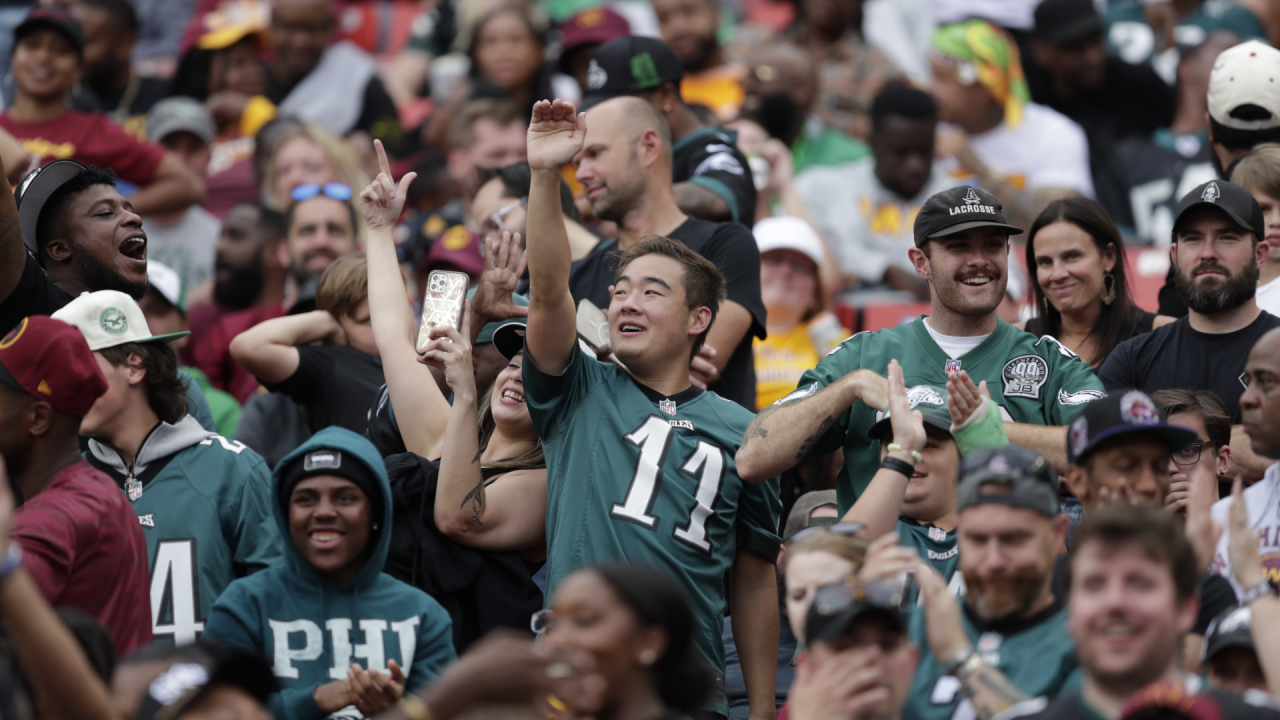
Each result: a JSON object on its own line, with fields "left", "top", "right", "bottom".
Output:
{"left": 795, "top": 414, "right": 836, "bottom": 463}
{"left": 460, "top": 480, "right": 484, "bottom": 526}
{"left": 963, "top": 666, "right": 1030, "bottom": 720}
{"left": 673, "top": 182, "right": 731, "bottom": 221}
{"left": 742, "top": 403, "right": 782, "bottom": 449}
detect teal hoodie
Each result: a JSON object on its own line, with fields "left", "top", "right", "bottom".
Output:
{"left": 204, "top": 427, "right": 456, "bottom": 720}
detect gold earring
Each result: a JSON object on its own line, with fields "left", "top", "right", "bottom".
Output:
{"left": 639, "top": 649, "right": 658, "bottom": 665}
{"left": 663, "top": 104, "right": 673, "bottom": 113}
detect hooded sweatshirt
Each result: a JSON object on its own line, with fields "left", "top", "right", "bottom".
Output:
{"left": 204, "top": 427, "right": 456, "bottom": 720}
{"left": 85, "top": 414, "right": 281, "bottom": 646}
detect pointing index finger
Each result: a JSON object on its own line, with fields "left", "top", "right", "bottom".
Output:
{"left": 374, "top": 139, "right": 391, "bottom": 179}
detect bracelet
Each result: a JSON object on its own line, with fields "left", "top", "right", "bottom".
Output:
{"left": 955, "top": 653, "right": 985, "bottom": 685}
{"left": 1241, "top": 580, "right": 1277, "bottom": 605}
{"left": 880, "top": 456, "right": 916, "bottom": 478}
{"left": 0, "top": 545, "right": 22, "bottom": 583}
{"left": 400, "top": 694, "right": 433, "bottom": 720}
{"left": 887, "top": 443, "right": 923, "bottom": 463}
{"left": 943, "top": 645, "right": 975, "bottom": 677}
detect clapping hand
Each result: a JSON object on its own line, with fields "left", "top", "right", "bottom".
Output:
{"left": 360, "top": 139, "right": 417, "bottom": 233}
{"left": 946, "top": 370, "right": 989, "bottom": 428}
{"left": 528, "top": 99, "right": 587, "bottom": 171}
{"left": 347, "top": 661, "right": 405, "bottom": 717}
{"left": 885, "top": 359, "right": 926, "bottom": 459}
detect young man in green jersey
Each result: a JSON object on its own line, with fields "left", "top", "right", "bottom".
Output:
{"left": 523, "top": 97, "right": 781, "bottom": 720}
{"left": 737, "top": 185, "right": 1105, "bottom": 515}
{"left": 52, "top": 289, "right": 281, "bottom": 646}
{"left": 904, "top": 445, "right": 1076, "bottom": 720}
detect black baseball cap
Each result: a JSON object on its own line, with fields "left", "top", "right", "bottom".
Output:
{"left": 912, "top": 186, "right": 1023, "bottom": 248}
{"left": 957, "top": 445, "right": 1060, "bottom": 516}
{"left": 867, "top": 384, "right": 953, "bottom": 440}
{"left": 1202, "top": 606, "right": 1256, "bottom": 667}
{"left": 1066, "top": 389, "right": 1200, "bottom": 465}
{"left": 1033, "top": 0, "right": 1104, "bottom": 44}
{"left": 804, "top": 577, "right": 909, "bottom": 648}
{"left": 14, "top": 6, "right": 84, "bottom": 58}
{"left": 132, "top": 645, "right": 276, "bottom": 720}
{"left": 581, "top": 35, "right": 684, "bottom": 110}
{"left": 1172, "top": 180, "right": 1264, "bottom": 242}
{"left": 14, "top": 158, "right": 91, "bottom": 254}
{"left": 491, "top": 320, "right": 527, "bottom": 360}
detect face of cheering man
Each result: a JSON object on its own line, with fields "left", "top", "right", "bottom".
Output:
{"left": 910, "top": 227, "right": 1010, "bottom": 319}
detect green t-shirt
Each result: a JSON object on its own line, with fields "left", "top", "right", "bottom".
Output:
{"left": 904, "top": 603, "right": 1081, "bottom": 720}
{"left": 523, "top": 347, "right": 782, "bottom": 717}
{"left": 788, "top": 316, "right": 1105, "bottom": 514}
{"left": 792, "top": 122, "right": 870, "bottom": 175}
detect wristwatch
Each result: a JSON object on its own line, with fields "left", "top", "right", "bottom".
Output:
{"left": 943, "top": 645, "right": 977, "bottom": 677}
{"left": 1240, "top": 579, "right": 1277, "bottom": 605}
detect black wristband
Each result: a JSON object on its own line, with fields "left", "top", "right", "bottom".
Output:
{"left": 881, "top": 456, "right": 915, "bottom": 477}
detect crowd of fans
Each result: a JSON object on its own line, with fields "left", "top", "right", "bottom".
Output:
{"left": 4, "top": 0, "right": 1280, "bottom": 719}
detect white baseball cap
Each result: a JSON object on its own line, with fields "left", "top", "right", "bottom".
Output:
{"left": 146, "top": 261, "right": 185, "bottom": 313}
{"left": 753, "top": 216, "right": 826, "bottom": 268}
{"left": 51, "top": 290, "right": 189, "bottom": 351}
{"left": 1208, "top": 40, "right": 1280, "bottom": 130}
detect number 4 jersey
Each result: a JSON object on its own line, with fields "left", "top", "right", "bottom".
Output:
{"left": 86, "top": 414, "right": 281, "bottom": 645}
{"left": 524, "top": 347, "right": 782, "bottom": 717}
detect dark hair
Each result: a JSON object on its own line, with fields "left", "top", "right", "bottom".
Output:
{"left": 613, "top": 236, "right": 727, "bottom": 358}
{"left": 1151, "top": 388, "right": 1231, "bottom": 450}
{"left": 99, "top": 341, "right": 189, "bottom": 424}
{"left": 1024, "top": 196, "right": 1143, "bottom": 368}
{"left": 35, "top": 166, "right": 117, "bottom": 264}
{"left": 479, "top": 162, "right": 583, "bottom": 224}
{"left": 253, "top": 202, "right": 289, "bottom": 243}
{"left": 171, "top": 49, "right": 214, "bottom": 101}
{"left": 1066, "top": 503, "right": 1199, "bottom": 603}
{"left": 590, "top": 564, "right": 715, "bottom": 712}
{"left": 1210, "top": 115, "right": 1280, "bottom": 153}
{"left": 870, "top": 83, "right": 937, "bottom": 132}
{"left": 76, "top": 0, "right": 138, "bottom": 34}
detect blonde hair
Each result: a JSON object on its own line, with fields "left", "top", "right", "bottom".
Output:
{"left": 316, "top": 252, "right": 369, "bottom": 321}
{"left": 1231, "top": 142, "right": 1280, "bottom": 200}
{"left": 781, "top": 532, "right": 868, "bottom": 575}
{"left": 263, "top": 122, "right": 370, "bottom": 241}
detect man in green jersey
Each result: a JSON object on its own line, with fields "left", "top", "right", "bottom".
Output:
{"left": 738, "top": 185, "right": 1105, "bottom": 515}
{"left": 52, "top": 290, "right": 280, "bottom": 646}
{"left": 904, "top": 445, "right": 1077, "bottom": 720}
{"left": 522, "top": 97, "right": 782, "bottom": 720}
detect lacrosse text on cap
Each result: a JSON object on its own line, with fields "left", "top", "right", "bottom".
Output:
{"left": 951, "top": 188, "right": 997, "bottom": 215}
{"left": 911, "top": 185, "right": 1023, "bottom": 248}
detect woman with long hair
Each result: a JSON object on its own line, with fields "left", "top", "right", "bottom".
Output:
{"left": 263, "top": 121, "right": 369, "bottom": 211}
{"left": 536, "top": 563, "right": 717, "bottom": 720}
{"left": 361, "top": 140, "right": 546, "bottom": 561}
{"left": 1022, "top": 196, "right": 1173, "bottom": 367}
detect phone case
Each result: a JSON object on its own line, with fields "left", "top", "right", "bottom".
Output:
{"left": 416, "top": 270, "right": 470, "bottom": 352}
{"left": 575, "top": 299, "right": 610, "bottom": 349}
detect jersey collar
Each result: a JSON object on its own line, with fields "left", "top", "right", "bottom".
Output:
{"left": 635, "top": 379, "right": 703, "bottom": 408}
{"left": 962, "top": 595, "right": 1062, "bottom": 637}
{"left": 911, "top": 315, "right": 1010, "bottom": 367}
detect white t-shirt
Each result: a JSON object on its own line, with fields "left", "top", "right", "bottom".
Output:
{"left": 924, "top": 318, "right": 991, "bottom": 358}
{"left": 796, "top": 159, "right": 958, "bottom": 285}
{"left": 1257, "top": 274, "right": 1280, "bottom": 317}
{"left": 942, "top": 102, "right": 1095, "bottom": 198}
{"left": 1209, "top": 462, "right": 1280, "bottom": 597}
{"left": 143, "top": 206, "right": 220, "bottom": 293}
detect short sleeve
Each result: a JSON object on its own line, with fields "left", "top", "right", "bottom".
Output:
{"left": 523, "top": 343, "right": 608, "bottom": 441}
{"left": 0, "top": 250, "right": 70, "bottom": 335}
{"left": 91, "top": 114, "right": 165, "bottom": 184}
{"left": 735, "top": 476, "right": 782, "bottom": 560}
{"left": 706, "top": 224, "right": 766, "bottom": 339}
{"left": 683, "top": 142, "right": 757, "bottom": 223}
{"left": 1096, "top": 339, "right": 1134, "bottom": 393}
{"left": 11, "top": 505, "right": 75, "bottom": 599}
{"left": 1037, "top": 338, "right": 1107, "bottom": 424}
{"left": 262, "top": 344, "right": 329, "bottom": 403}
{"left": 786, "top": 338, "right": 861, "bottom": 455}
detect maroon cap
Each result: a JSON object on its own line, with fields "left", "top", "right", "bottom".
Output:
{"left": 0, "top": 316, "right": 107, "bottom": 417}
{"left": 558, "top": 6, "right": 630, "bottom": 60}
{"left": 14, "top": 7, "right": 85, "bottom": 58}
{"left": 419, "top": 225, "right": 484, "bottom": 278}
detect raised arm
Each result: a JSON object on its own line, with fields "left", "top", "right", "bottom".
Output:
{"left": 524, "top": 99, "right": 587, "bottom": 375}
{"left": 842, "top": 360, "right": 925, "bottom": 539}
{"left": 736, "top": 369, "right": 887, "bottom": 483}
{"left": 228, "top": 310, "right": 344, "bottom": 385}
{"left": 129, "top": 152, "right": 206, "bottom": 216}
{"left": 1228, "top": 477, "right": 1280, "bottom": 696}
{"left": 361, "top": 139, "right": 452, "bottom": 459}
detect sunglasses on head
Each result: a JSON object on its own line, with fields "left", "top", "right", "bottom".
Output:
{"left": 291, "top": 182, "right": 353, "bottom": 203}
{"left": 785, "top": 522, "right": 867, "bottom": 545}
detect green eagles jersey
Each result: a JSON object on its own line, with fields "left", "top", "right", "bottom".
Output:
{"left": 524, "top": 347, "right": 782, "bottom": 717}
{"left": 898, "top": 518, "right": 958, "bottom": 582}
{"left": 87, "top": 427, "right": 281, "bottom": 646}
{"left": 789, "top": 317, "right": 1105, "bottom": 514}
{"left": 904, "top": 603, "right": 1081, "bottom": 720}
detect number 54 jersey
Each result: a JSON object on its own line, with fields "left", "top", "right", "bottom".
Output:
{"left": 525, "top": 348, "right": 782, "bottom": 713}
{"left": 86, "top": 415, "right": 281, "bottom": 646}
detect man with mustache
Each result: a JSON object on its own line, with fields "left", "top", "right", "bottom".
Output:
{"left": 1099, "top": 179, "right": 1280, "bottom": 481}
{"left": 902, "top": 445, "right": 1077, "bottom": 720}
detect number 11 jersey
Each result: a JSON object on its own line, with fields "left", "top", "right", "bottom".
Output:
{"left": 524, "top": 347, "right": 782, "bottom": 716}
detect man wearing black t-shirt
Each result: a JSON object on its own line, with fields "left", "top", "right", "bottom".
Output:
{"left": 566, "top": 96, "right": 765, "bottom": 409}
{"left": 1099, "top": 180, "right": 1278, "bottom": 482}
{"left": 582, "top": 35, "right": 757, "bottom": 224}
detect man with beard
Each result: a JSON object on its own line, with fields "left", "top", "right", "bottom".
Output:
{"left": 1099, "top": 179, "right": 1279, "bottom": 481}
{"left": 902, "top": 445, "right": 1076, "bottom": 720}
{"left": 1002, "top": 504, "right": 1280, "bottom": 720}
{"left": 652, "top": 0, "right": 744, "bottom": 121}
{"left": 738, "top": 186, "right": 1104, "bottom": 514}
{"left": 567, "top": 96, "right": 766, "bottom": 409}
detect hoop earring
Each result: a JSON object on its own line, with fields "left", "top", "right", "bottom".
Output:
{"left": 1099, "top": 272, "right": 1117, "bottom": 306}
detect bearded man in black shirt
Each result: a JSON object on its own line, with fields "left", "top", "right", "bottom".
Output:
{"left": 1099, "top": 180, "right": 1279, "bottom": 482}
{"left": 567, "top": 96, "right": 765, "bottom": 409}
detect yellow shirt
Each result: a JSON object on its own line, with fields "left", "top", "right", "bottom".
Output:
{"left": 753, "top": 324, "right": 821, "bottom": 411}
{"left": 681, "top": 63, "right": 747, "bottom": 122}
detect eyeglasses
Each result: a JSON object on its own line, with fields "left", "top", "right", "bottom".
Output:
{"left": 1172, "top": 441, "right": 1206, "bottom": 466}
{"left": 481, "top": 197, "right": 527, "bottom": 237}
{"left": 531, "top": 609, "right": 554, "bottom": 635}
{"left": 291, "top": 183, "right": 353, "bottom": 203}
{"left": 784, "top": 522, "right": 867, "bottom": 545}
{"left": 811, "top": 575, "right": 909, "bottom": 615}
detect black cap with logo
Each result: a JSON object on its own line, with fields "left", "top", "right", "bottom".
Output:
{"left": 956, "top": 445, "right": 1060, "bottom": 516}
{"left": 582, "top": 35, "right": 684, "bottom": 110}
{"left": 912, "top": 186, "right": 1024, "bottom": 248}
{"left": 1066, "top": 389, "right": 1200, "bottom": 465}
{"left": 1172, "top": 179, "right": 1265, "bottom": 242}
{"left": 1202, "top": 606, "right": 1256, "bottom": 667}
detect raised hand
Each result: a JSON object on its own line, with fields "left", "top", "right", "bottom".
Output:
{"left": 472, "top": 232, "right": 530, "bottom": 326}
{"left": 1227, "top": 477, "right": 1264, "bottom": 587}
{"left": 946, "top": 370, "right": 989, "bottom": 428}
{"left": 886, "top": 359, "right": 926, "bottom": 456}
{"left": 528, "top": 99, "right": 587, "bottom": 171}
{"left": 360, "top": 139, "right": 418, "bottom": 233}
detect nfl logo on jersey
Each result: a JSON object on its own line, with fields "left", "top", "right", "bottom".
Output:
{"left": 659, "top": 399, "right": 677, "bottom": 416}
{"left": 945, "top": 359, "right": 961, "bottom": 376}
{"left": 929, "top": 527, "right": 946, "bottom": 542}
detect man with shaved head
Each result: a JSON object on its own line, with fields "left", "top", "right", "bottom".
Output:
{"left": 568, "top": 96, "right": 767, "bottom": 410}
